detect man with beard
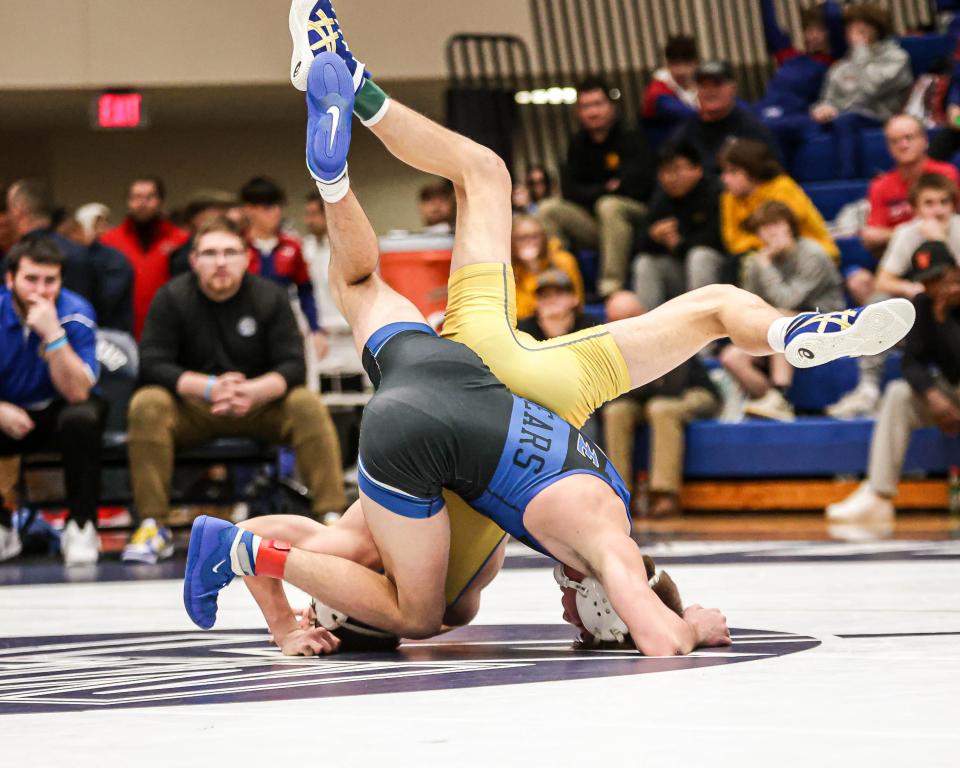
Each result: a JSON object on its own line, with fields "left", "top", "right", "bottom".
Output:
{"left": 102, "top": 177, "right": 189, "bottom": 339}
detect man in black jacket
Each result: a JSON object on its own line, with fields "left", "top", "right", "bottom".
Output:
{"left": 827, "top": 241, "right": 960, "bottom": 523}
{"left": 537, "top": 78, "right": 656, "bottom": 297}
{"left": 125, "top": 217, "right": 344, "bottom": 562}
{"left": 670, "top": 61, "right": 779, "bottom": 175}
{"left": 632, "top": 141, "right": 726, "bottom": 309}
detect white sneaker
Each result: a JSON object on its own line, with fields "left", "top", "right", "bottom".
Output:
{"left": 289, "top": 0, "right": 367, "bottom": 92}
{"left": 743, "top": 388, "right": 795, "bottom": 422}
{"left": 122, "top": 518, "right": 175, "bottom": 565}
{"left": 0, "top": 523, "right": 22, "bottom": 562}
{"left": 62, "top": 520, "right": 100, "bottom": 566}
{"left": 825, "top": 384, "right": 880, "bottom": 419}
{"left": 826, "top": 483, "right": 895, "bottom": 522}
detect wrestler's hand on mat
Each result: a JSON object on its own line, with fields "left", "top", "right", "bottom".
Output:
{"left": 279, "top": 627, "right": 341, "bottom": 656}
{"left": 683, "top": 604, "right": 732, "bottom": 648}
{"left": 292, "top": 604, "right": 317, "bottom": 630}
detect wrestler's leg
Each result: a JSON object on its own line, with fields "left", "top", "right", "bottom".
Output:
{"left": 364, "top": 101, "right": 513, "bottom": 273}
{"left": 604, "top": 284, "right": 783, "bottom": 389}
{"left": 283, "top": 493, "right": 450, "bottom": 639}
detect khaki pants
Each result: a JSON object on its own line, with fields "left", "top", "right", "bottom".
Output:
{"left": 602, "top": 388, "right": 718, "bottom": 494}
{"left": 538, "top": 195, "right": 647, "bottom": 296}
{"left": 127, "top": 386, "right": 345, "bottom": 524}
{"left": 867, "top": 379, "right": 960, "bottom": 497}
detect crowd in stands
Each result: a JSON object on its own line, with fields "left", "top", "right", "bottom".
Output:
{"left": 4, "top": 1, "right": 960, "bottom": 567}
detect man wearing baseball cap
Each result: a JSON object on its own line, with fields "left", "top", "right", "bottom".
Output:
{"left": 828, "top": 240, "right": 960, "bottom": 523}
{"left": 669, "top": 60, "right": 778, "bottom": 175}
{"left": 517, "top": 268, "right": 597, "bottom": 342}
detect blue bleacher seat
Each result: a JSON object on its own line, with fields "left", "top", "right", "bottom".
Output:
{"left": 788, "top": 353, "right": 902, "bottom": 412}
{"left": 633, "top": 418, "right": 960, "bottom": 479}
{"left": 897, "top": 34, "right": 954, "bottom": 78}
{"left": 859, "top": 128, "right": 893, "bottom": 178}
{"left": 803, "top": 180, "right": 869, "bottom": 221}
{"left": 575, "top": 248, "right": 599, "bottom": 295}
{"left": 790, "top": 132, "right": 837, "bottom": 183}
{"left": 836, "top": 236, "right": 877, "bottom": 274}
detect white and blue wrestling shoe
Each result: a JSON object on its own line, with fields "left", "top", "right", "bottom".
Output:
{"left": 289, "top": 0, "right": 369, "bottom": 92}
{"left": 783, "top": 299, "right": 916, "bottom": 369}
{"left": 183, "top": 515, "right": 247, "bottom": 630}
{"left": 306, "top": 52, "right": 355, "bottom": 201}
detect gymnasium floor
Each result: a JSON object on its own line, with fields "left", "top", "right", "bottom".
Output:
{"left": 1, "top": 515, "right": 959, "bottom": 767}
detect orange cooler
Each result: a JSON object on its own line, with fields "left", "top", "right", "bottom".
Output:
{"left": 378, "top": 233, "right": 454, "bottom": 327}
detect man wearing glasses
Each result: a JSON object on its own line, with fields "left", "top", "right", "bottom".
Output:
{"left": 124, "top": 217, "right": 345, "bottom": 563}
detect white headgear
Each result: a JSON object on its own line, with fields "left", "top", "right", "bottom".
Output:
{"left": 554, "top": 565, "right": 629, "bottom": 643}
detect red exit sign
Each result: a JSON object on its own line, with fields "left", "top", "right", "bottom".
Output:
{"left": 96, "top": 92, "right": 145, "bottom": 129}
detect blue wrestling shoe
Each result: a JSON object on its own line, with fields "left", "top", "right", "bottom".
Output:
{"left": 289, "top": 0, "right": 369, "bottom": 93}
{"left": 183, "top": 515, "right": 243, "bottom": 630}
{"left": 306, "top": 52, "right": 354, "bottom": 194}
{"left": 783, "top": 298, "right": 916, "bottom": 369}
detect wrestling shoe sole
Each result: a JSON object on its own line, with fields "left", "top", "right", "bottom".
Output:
{"left": 785, "top": 299, "right": 916, "bottom": 369}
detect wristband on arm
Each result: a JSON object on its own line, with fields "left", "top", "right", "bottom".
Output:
{"left": 203, "top": 375, "right": 217, "bottom": 402}
{"left": 43, "top": 335, "right": 69, "bottom": 355}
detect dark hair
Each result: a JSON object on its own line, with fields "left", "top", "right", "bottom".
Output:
{"left": 525, "top": 163, "right": 552, "bottom": 185}
{"left": 193, "top": 215, "right": 247, "bottom": 246}
{"left": 747, "top": 200, "right": 801, "bottom": 239}
{"left": 910, "top": 172, "right": 959, "bottom": 207}
{"left": 843, "top": 3, "right": 891, "bottom": 40}
{"left": 130, "top": 176, "right": 167, "bottom": 201}
{"left": 576, "top": 77, "right": 611, "bottom": 100}
{"left": 718, "top": 139, "right": 784, "bottom": 181}
{"left": 658, "top": 139, "right": 703, "bottom": 169}
{"left": 8, "top": 178, "right": 52, "bottom": 219}
{"left": 240, "top": 176, "right": 287, "bottom": 206}
{"left": 800, "top": 3, "right": 828, "bottom": 30}
{"left": 305, "top": 190, "right": 324, "bottom": 205}
{"left": 664, "top": 35, "right": 698, "bottom": 63}
{"left": 4, "top": 234, "right": 65, "bottom": 276}
{"left": 419, "top": 180, "right": 454, "bottom": 202}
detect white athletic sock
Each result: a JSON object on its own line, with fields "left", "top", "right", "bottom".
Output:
{"left": 767, "top": 315, "right": 792, "bottom": 353}
{"left": 316, "top": 165, "right": 350, "bottom": 204}
{"left": 228, "top": 529, "right": 262, "bottom": 577}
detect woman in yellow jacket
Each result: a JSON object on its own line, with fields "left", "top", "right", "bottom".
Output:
{"left": 512, "top": 213, "right": 585, "bottom": 319}
{"left": 719, "top": 139, "right": 839, "bottom": 261}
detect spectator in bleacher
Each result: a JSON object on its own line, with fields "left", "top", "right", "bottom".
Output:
{"left": 418, "top": 180, "right": 456, "bottom": 234}
{"left": 861, "top": 115, "right": 960, "bottom": 257}
{"left": 930, "top": 58, "right": 960, "bottom": 166}
{"left": 101, "top": 176, "right": 190, "bottom": 339}
{"left": 601, "top": 293, "right": 719, "bottom": 517}
{"left": 538, "top": 77, "right": 655, "bottom": 297}
{"left": 124, "top": 217, "right": 345, "bottom": 564}
{"left": 719, "top": 139, "right": 839, "bottom": 261}
{"left": 670, "top": 61, "right": 778, "bottom": 176}
{"left": 512, "top": 165, "right": 555, "bottom": 215}
{"left": 827, "top": 171, "right": 960, "bottom": 419}
{"left": 6, "top": 180, "right": 134, "bottom": 335}
{"left": 0, "top": 237, "right": 106, "bottom": 565}
{"left": 75, "top": 203, "right": 112, "bottom": 243}
{"left": 758, "top": 1, "right": 846, "bottom": 168}
{"left": 720, "top": 201, "right": 845, "bottom": 422}
{"left": 642, "top": 35, "right": 700, "bottom": 132}
{"left": 0, "top": 190, "right": 16, "bottom": 259}
{"left": 240, "top": 177, "right": 327, "bottom": 363}
{"left": 516, "top": 268, "right": 593, "bottom": 340}
{"left": 632, "top": 140, "right": 725, "bottom": 309}
{"left": 512, "top": 215, "right": 584, "bottom": 320}
{"left": 826, "top": 242, "right": 960, "bottom": 523}
{"left": 53, "top": 206, "right": 134, "bottom": 335}
{"left": 809, "top": 3, "right": 913, "bottom": 179}
{"left": 169, "top": 191, "right": 238, "bottom": 277}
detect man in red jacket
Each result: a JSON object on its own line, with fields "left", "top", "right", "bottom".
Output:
{"left": 102, "top": 177, "right": 189, "bottom": 339}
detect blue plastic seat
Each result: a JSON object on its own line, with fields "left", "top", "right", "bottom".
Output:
{"left": 803, "top": 180, "right": 870, "bottom": 221}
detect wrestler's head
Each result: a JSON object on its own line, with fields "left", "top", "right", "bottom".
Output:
{"left": 556, "top": 554, "right": 683, "bottom": 648}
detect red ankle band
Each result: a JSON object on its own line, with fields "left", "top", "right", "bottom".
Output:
{"left": 256, "top": 539, "right": 291, "bottom": 579}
